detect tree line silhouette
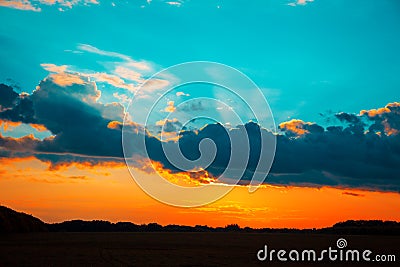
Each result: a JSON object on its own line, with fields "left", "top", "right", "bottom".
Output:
{"left": 1, "top": 206, "right": 399, "bottom": 235}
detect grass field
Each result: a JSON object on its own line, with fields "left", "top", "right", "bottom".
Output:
{"left": 0, "top": 232, "right": 398, "bottom": 266}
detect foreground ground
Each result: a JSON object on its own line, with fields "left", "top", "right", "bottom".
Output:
{"left": 0, "top": 232, "right": 398, "bottom": 266}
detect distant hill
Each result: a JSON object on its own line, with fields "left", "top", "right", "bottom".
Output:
{"left": 0, "top": 206, "right": 48, "bottom": 233}
{"left": 1, "top": 206, "right": 399, "bottom": 234}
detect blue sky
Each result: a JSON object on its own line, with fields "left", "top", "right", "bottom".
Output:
{"left": 1, "top": 0, "right": 400, "bottom": 125}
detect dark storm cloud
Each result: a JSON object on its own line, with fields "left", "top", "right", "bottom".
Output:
{"left": 1, "top": 79, "right": 400, "bottom": 191}
{"left": 147, "top": 107, "right": 400, "bottom": 191}
{"left": 0, "top": 133, "right": 40, "bottom": 152}
{"left": 0, "top": 84, "right": 36, "bottom": 124}
{"left": 167, "top": 120, "right": 399, "bottom": 191}
{"left": 0, "top": 78, "right": 126, "bottom": 167}
{"left": 30, "top": 78, "right": 124, "bottom": 158}
{"left": 0, "top": 84, "right": 18, "bottom": 109}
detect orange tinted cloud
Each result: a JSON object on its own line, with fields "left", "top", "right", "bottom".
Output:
{"left": 360, "top": 102, "right": 400, "bottom": 136}
{"left": 0, "top": 0, "right": 40, "bottom": 11}
{"left": 107, "top": 120, "right": 122, "bottom": 130}
{"left": 359, "top": 102, "right": 399, "bottom": 117}
{"left": 0, "top": 120, "right": 22, "bottom": 132}
{"left": 164, "top": 101, "right": 176, "bottom": 112}
{"left": 48, "top": 73, "right": 85, "bottom": 87}
{"left": 279, "top": 119, "right": 311, "bottom": 135}
{"left": 41, "top": 63, "right": 68, "bottom": 73}
{"left": 143, "top": 160, "right": 217, "bottom": 186}
{"left": 30, "top": 123, "right": 48, "bottom": 132}
{"left": 107, "top": 120, "right": 144, "bottom": 133}
{"left": 41, "top": 63, "right": 86, "bottom": 87}
{"left": 0, "top": 133, "right": 39, "bottom": 151}
{"left": 114, "top": 66, "right": 142, "bottom": 82}
{"left": 42, "top": 157, "right": 126, "bottom": 171}
{"left": 85, "top": 72, "right": 134, "bottom": 91}
{"left": 155, "top": 118, "right": 179, "bottom": 127}
{"left": 0, "top": 0, "right": 100, "bottom": 12}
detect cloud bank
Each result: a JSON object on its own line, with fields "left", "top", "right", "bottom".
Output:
{"left": 1, "top": 79, "right": 399, "bottom": 191}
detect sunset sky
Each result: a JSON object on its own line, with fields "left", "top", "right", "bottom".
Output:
{"left": 0, "top": 0, "right": 399, "bottom": 228}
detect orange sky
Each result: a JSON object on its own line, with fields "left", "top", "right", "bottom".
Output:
{"left": 1, "top": 157, "right": 399, "bottom": 229}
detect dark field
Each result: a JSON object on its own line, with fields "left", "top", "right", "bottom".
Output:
{"left": 0, "top": 233, "right": 398, "bottom": 267}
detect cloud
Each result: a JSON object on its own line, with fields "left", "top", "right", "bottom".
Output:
{"left": 77, "top": 44, "right": 151, "bottom": 72}
{"left": 342, "top": 192, "right": 365, "bottom": 197}
{"left": 178, "top": 100, "right": 205, "bottom": 112}
{"left": 138, "top": 78, "right": 171, "bottom": 96}
{"left": 0, "top": 0, "right": 40, "bottom": 11}
{"left": 41, "top": 45, "right": 169, "bottom": 96}
{"left": 30, "top": 123, "right": 48, "bottom": 132}
{"left": 114, "top": 66, "right": 143, "bottom": 82}
{"left": 1, "top": 80, "right": 400, "bottom": 191}
{"left": 156, "top": 118, "right": 182, "bottom": 132}
{"left": 155, "top": 118, "right": 183, "bottom": 141}
{"left": 0, "top": 133, "right": 40, "bottom": 153}
{"left": 83, "top": 72, "right": 134, "bottom": 91}
{"left": 146, "top": 112, "right": 400, "bottom": 191}
{"left": 107, "top": 120, "right": 122, "bottom": 130}
{"left": 176, "top": 91, "right": 189, "bottom": 97}
{"left": 0, "top": 85, "right": 36, "bottom": 124}
{"left": 165, "top": 1, "right": 182, "bottom": 7}
{"left": 39, "top": 0, "right": 99, "bottom": 9}
{"left": 279, "top": 119, "right": 310, "bottom": 136}
{"left": 41, "top": 45, "right": 171, "bottom": 103}
{"left": 0, "top": 0, "right": 99, "bottom": 11}
{"left": 360, "top": 102, "right": 400, "bottom": 136}
{"left": 0, "top": 84, "right": 19, "bottom": 110}
{"left": 0, "top": 120, "right": 21, "bottom": 132}
{"left": 164, "top": 101, "right": 176, "bottom": 112}
{"left": 288, "top": 0, "right": 314, "bottom": 7}
{"left": 41, "top": 62, "right": 137, "bottom": 92}
{"left": 49, "top": 73, "right": 86, "bottom": 87}
{"left": 41, "top": 63, "right": 68, "bottom": 73}
{"left": 40, "top": 63, "right": 86, "bottom": 87}
{"left": 279, "top": 119, "right": 324, "bottom": 137}
{"left": 0, "top": 78, "right": 126, "bottom": 167}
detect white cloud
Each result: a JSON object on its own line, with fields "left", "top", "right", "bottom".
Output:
{"left": 165, "top": 1, "right": 182, "bottom": 7}
{"left": 83, "top": 72, "right": 135, "bottom": 91}
{"left": 176, "top": 91, "right": 189, "bottom": 97}
{"left": 288, "top": 0, "right": 314, "bottom": 6}
{"left": 78, "top": 44, "right": 151, "bottom": 71}
{"left": 114, "top": 66, "right": 143, "bottom": 82}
